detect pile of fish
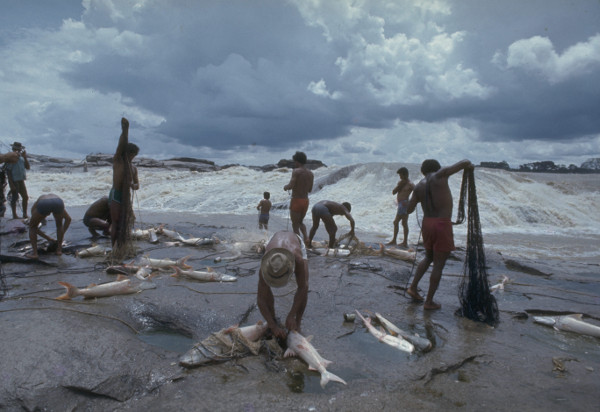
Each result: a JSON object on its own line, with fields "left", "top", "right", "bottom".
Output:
{"left": 355, "top": 310, "right": 432, "bottom": 353}
{"left": 179, "top": 321, "right": 271, "bottom": 368}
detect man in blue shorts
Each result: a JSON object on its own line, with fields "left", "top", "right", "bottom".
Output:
{"left": 27, "top": 194, "right": 71, "bottom": 259}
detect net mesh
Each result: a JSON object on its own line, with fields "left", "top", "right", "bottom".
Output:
{"left": 455, "top": 168, "right": 500, "bottom": 326}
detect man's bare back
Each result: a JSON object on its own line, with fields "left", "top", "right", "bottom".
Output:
{"left": 285, "top": 167, "right": 314, "bottom": 198}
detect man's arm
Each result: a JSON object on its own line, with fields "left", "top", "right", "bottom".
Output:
{"left": 437, "top": 159, "right": 473, "bottom": 178}
{"left": 283, "top": 169, "right": 298, "bottom": 191}
{"left": 407, "top": 189, "right": 420, "bottom": 215}
{"left": 286, "top": 260, "right": 308, "bottom": 332}
{"left": 0, "top": 152, "right": 18, "bottom": 164}
{"left": 115, "top": 117, "right": 130, "bottom": 158}
{"left": 22, "top": 151, "right": 30, "bottom": 170}
{"left": 132, "top": 166, "right": 139, "bottom": 190}
{"left": 392, "top": 180, "right": 406, "bottom": 195}
{"left": 345, "top": 212, "right": 355, "bottom": 234}
{"left": 257, "top": 273, "right": 287, "bottom": 339}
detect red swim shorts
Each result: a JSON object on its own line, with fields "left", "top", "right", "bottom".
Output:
{"left": 290, "top": 198, "right": 309, "bottom": 216}
{"left": 422, "top": 217, "right": 455, "bottom": 252}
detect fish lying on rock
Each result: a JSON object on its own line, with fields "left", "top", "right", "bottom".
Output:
{"left": 355, "top": 310, "right": 414, "bottom": 353}
{"left": 76, "top": 244, "right": 108, "bottom": 258}
{"left": 179, "top": 321, "right": 268, "bottom": 368}
{"left": 534, "top": 314, "right": 600, "bottom": 338}
{"left": 56, "top": 275, "right": 156, "bottom": 300}
{"left": 171, "top": 266, "right": 237, "bottom": 282}
{"left": 375, "top": 312, "right": 432, "bottom": 352}
{"left": 139, "top": 255, "right": 191, "bottom": 270}
{"left": 285, "top": 330, "right": 347, "bottom": 388}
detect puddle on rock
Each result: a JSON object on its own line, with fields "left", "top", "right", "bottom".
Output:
{"left": 138, "top": 329, "right": 195, "bottom": 354}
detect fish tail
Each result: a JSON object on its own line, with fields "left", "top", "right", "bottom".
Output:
{"left": 320, "top": 371, "right": 347, "bottom": 388}
{"left": 179, "top": 255, "right": 192, "bottom": 269}
{"left": 170, "top": 266, "right": 181, "bottom": 277}
{"left": 56, "top": 281, "right": 78, "bottom": 300}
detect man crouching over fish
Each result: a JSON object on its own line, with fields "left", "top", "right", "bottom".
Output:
{"left": 257, "top": 231, "right": 308, "bottom": 340}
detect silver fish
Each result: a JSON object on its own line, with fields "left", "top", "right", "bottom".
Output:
{"left": 378, "top": 243, "right": 416, "bottom": 262}
{"left": 56, "top": 275, "right": 155, "bottom": 300}
{"left": 534, "top": 314, "right": 600, "bottom": 338}
{"left": 139, "top": 255, "right": 191, "bottom": 270}
{"left": 355, "top": 310, "right": 414, "bottom": 353}
{"left": 490, "top": 275, "right": 510, "bottom": 293}
{"left": 285, "top": 330, "right": 347, "bottom": 388}
{"left": 171, "top": 266, "right": 237, "bottom": 282}
{"left": 375, "top": 312, "right": 432, "bottom": 352}
{"left": 76, "top": 244, "right": 107, "bottom": 258}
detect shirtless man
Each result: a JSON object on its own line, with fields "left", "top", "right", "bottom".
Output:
{"left": 257, "top": 191, "right": 272, "bottom": 230}
{"left": 0, "top": 152, "right": 18, "bottom": 164}
{"left": 387, "top": 167, "right": 414, "bottom": 247}
{"left": 283, "top": 151, "right": 314, "bottom": 243}
{"left": 406, "top": 159, "right": 473, "bottom": 310}
{"left": 257, "top": 231, "right": 309, "bottom": 339}
{"left": 307, "top": 200, "right": 355, "bottom": 248}
{"left": 27, "top": 194, "right": 72, "bottom": 259}
{"left": 83, "top": 196, "right": 111, "bottom": 237}
{"left": 109, "top": 117, "right": 139, "bottom": 247}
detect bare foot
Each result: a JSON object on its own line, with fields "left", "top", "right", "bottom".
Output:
{"left": 424, "top": 301, "right": 442, "bottom": 310}
{"left": 386, "top": 241, "right": 396, "bottom": 246}
{"left": 25, "top": 253, "right": 39, "bottom": 260}
{"left": 406, "top": 288, "right": 424, "bottom": 302}
{"left": 399, "top": 242, "right": 408, "bottom": 248}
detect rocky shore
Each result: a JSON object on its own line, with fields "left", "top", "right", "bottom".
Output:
{"left": 1, "top": 208, "right": 598, "bottom": 411}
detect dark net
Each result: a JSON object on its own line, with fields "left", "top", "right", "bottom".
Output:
{"left": 111, "top": 155, "right": 136, "bottom": 262}
{"left": 455, "top": 168, "right": 499, "bottom": 326}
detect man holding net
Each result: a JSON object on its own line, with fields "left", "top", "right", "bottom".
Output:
{"left": 406, "top": 159, "right": 473, "bottom": 310}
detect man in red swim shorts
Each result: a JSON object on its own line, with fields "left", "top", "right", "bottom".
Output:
{"left": 284, "top": 151, "right": 314, "bottom": 245}
{"left": 406, "top": 159, "right": 473, "bottom": 310}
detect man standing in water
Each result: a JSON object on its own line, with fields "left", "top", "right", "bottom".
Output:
{"left": 109, "top": 117, "right": 139, "bottom": 248}
{"left": 283, "top": 151, "right": 313, "bottom": 244}
{"left": 387, "top": 167, "right": 414, "bottom": 247}
{"left": 257, "top": 231, "right": 309, "bottom": 339}
{"left": 406, "top": 159, "right": 473, "bottom": 310}
{"left": 307, "top": 200, "right": 355, "bottom": 248}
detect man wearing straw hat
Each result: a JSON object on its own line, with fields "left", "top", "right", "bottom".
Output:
{"left": 257, "top": 231, "right": 309, "bottom": 340}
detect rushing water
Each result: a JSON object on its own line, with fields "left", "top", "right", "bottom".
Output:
{"left": 21, "top": 162, "right": 600, "bottom": 262}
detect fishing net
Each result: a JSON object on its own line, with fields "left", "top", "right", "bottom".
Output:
{"left": 455, "top": 168, "right": 500, "bottom": 326}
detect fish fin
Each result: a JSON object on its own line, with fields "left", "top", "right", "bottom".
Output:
{"left": 56, "top": 281, "right": 77, "bottom": 300}
{"left": 116, "top": 274, "right": 128, "bottom": 281}
{"left": 223, "top": 324, "right": 239, "bottom": 334}
{"left": 322, "top": 359, "right": 333, "bottom": 367}
{"left": 88, "top": 283, "right": 98, "bottom": 287}
{"left": 207, "top": 267, "right": 214, "bottom": 272}
{"left": 568, "top": 314, "right": 584, "bottom": 320}
{"left": 320, "top": 371, "right": 347, "bottom": 388}
{"left": 283, "top": 348, "right": 297, "bottom": 358}
{"left": 306, "top": 335, "right": 313, "bottom": 342}
{"left": 308, "top": 366, "right": 317, "bottom": 371}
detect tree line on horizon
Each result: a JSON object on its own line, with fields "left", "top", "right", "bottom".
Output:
{"left": 479, "top": 158, "right": 600, "bottom": 173}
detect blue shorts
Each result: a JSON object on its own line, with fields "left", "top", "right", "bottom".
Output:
{"left": 397, "top": 200, "right": 408, "bottom": 216}
{"left": 259, "top": 213, "right": 269, "bottom": 224}
{"left": 109, "top": 187, "right": 123, "bottom": 204}
{"left": 36, "top": 197, "right": 64, "bottom": 216}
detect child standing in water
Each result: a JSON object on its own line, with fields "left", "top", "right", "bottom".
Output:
{"left": 257, "top": 192, "right": 272, "bottom": 230}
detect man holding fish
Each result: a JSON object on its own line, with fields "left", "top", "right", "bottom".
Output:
{"left": 257, "top": 231, "right": 309, "bottom": 339}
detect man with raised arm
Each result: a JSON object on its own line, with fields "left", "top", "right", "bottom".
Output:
{"left": 283, "top": 151, "right": 313, "bottom": 243}
{"left": 387, "top": 167, "right": 414, "bottom": 247}
{"left": 109, "top": 117, "right": 139, "bottom": 248}
{"left": 406, "top": 159, "right": 473, "bottom": 310}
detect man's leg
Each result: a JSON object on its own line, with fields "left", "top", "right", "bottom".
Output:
{"left": 388, "top": 214, "right": 400, "bottom": 245}
{"left": 109, "top": 202, "right": 120, "bottom": 246}
{"left": 323, "top": 216, "right": 337, "bottom": 248}
{"left": 20, "top": 183, "right": 28, "bottom": 219}
{"left": 407, "top": 249, "right": 433, "bottom": 302}
{"left": 423, "top": 251, "right": 450, "bottom": 310}
{"left": 400, "top": 215, "right": 409, "bottom": 247}
{"left": 307, "top": 213, "right": 320, "bottom": 246}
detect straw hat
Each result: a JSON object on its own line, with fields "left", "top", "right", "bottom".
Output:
{"left": 260, "top": 248, "right": 295, "bottom": 288}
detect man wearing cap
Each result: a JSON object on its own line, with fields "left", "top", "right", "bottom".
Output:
{"left": 257, "top": 231, "right": 309, "bottom": 339}
{"left": 6, "top": 142, "right": 30, "bottom": 219}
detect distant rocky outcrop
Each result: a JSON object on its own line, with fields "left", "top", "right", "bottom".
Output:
{"left": 479, "top": 159, "right": 600, "bottom": 174}
{"left": 580, "top": 157, "right": 600, "bottom": 170}
{"left": 479, "top": 161, "right": 510, "bottom": 170}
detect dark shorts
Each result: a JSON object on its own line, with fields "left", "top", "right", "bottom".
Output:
{"left": 290, "top": 198, "right": 309, "bottom": 216}
{"left": 83, "top": 214, "right": 92, "bottom": 227}
{"left": 259, "top": 213, "right": 269, "bottom": 224}
{"left": 312, "top": 203, "right": 331, "bottom": 218}
{"left": 396, "top": 199, "right": 408, "bottom": 216}
{"left": 422, "top": 217, "right": 455, "bottom": 252}
{"left": 109, "top": 187, "right": 123, "bottom": 204}
{"left": 36, "top": 197, "right": 64, "bottom": 217}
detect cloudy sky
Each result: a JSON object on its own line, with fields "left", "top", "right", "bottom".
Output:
{"left": 1, "top": 0, "right": 599, "bottom": 167}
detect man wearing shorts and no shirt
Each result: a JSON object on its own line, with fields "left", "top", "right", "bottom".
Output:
{"left": 387, "top": 167, "right": 414, "bottom": 247}
{"left": 307, "top": 200, "right": 355, "bottom": 248}
{"left": 283, "top": 151, "right": 313, "bottom": 244}
{"left": 406, "top": 159, "right": 473, "bottom": 310}
{"left": 27, "top": 194, "right": 72, "bottom": 259}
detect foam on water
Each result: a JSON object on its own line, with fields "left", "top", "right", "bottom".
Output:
{"left": 22, "top": 162, "right": 600, "bottom": 261}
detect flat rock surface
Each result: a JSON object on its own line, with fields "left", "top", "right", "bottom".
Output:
{"left": 0, "top": 209, "right": 598, "bottom": 411}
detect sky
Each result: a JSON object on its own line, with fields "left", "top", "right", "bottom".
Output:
{"left": 1, "top": 0, "right": 599, "bottom": 168}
